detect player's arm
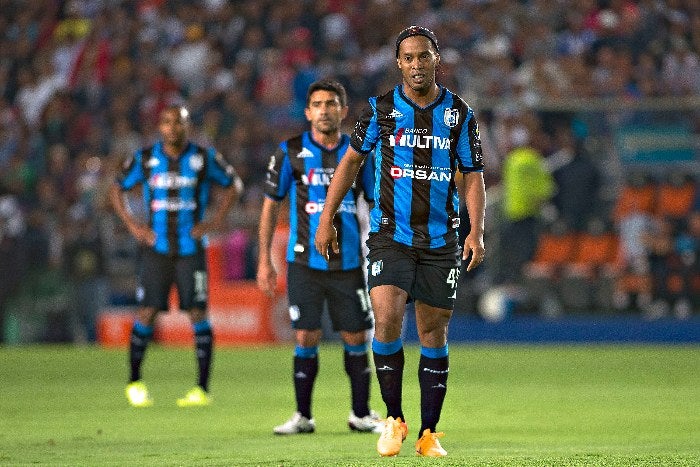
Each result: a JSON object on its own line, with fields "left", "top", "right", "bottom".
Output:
{"left": 109, "top": 155, "right": 155, "bottom": 246}
{"left": 256, "top": 196, "right": 281, "bottom": 297}
{"left": 315, "top": 146, "right": 366, "bottom": 259}
{"left": 191, "top": 151, "right": 244, "bottom": 239}
{"left": 460, "top": 171, "right": 486, "bottom": 270}
{"left": 191, "top": 178, "right": 243, "bottom": 239}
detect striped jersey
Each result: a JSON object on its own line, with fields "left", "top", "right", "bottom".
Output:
{"left": 264, "top": 131, "right": 374, "bottom": 271}
{"left": 350, "top": 84, "right": 484, "bottom": 249}
{"left": 117, "top": 141, "right": 238, "bottom": 256}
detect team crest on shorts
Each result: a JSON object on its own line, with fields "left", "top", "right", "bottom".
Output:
{"left": 288, "top": 305, "right": 300, "bottom": 322}
{"left": 371, "top": 260, "right": 383, "bottom": 277}
{"left": 444, "top": 108, "right": 459, "bottom": 127}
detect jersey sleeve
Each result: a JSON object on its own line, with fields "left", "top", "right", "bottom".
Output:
{"left": 349, "top": 98, "right": 379, "bottom": 155}
{"left": 207, "top": 148, "right": 239, "bottom": 187}
{"left": 116, "top": 150, "right": 145, "bottom": 190}
{"left": 455, "top": 107, "right": 485, "bottom": 173}
{"left": 263, "top": 144, "right": 292, "bottom": 201}
{"left": 358, "top": 153, "right": 376, "bottom": 203}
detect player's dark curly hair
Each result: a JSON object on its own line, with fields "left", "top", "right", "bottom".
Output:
{"left": 306, "top": 79, "right": 347, "bottom": 107}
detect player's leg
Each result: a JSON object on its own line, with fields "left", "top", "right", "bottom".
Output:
{"left": 366, "top": 235, "right": 416, "bottom": 456}
{"left": 369, "top": 285, "right": 408, "bottom": 421}
{"left": 126, "top": 249, "right": 172, "bottom": 407}
{"left": 327, "top": 268, "right": 379, "bottom": 431}
{"left": 175, "top": 249, "right": 213, "bottom": 406}
{"left": 339, "top": 330, "right": 372, "bottom": 420}
{"left": 292, "top": 328, "right": 321, "bottom": 422}
{"left": 129, "top": 306, "right": 158, "bottom": 383}
{"left": 274, "top": 263, "right": 323, "bottom": 434}
{"left": 414, "top": 301, "right": 451, "bottom": 439}
{"left": 366, "top": 235, "right": 415, "bottom": 424}
{"left": 411, "top": 246, "right": 460, "bottom": 457}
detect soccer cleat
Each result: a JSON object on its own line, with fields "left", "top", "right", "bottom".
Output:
{"left": 176, "top": 386, "right": 212, "bottom": 407}
{"left": 376, "top": 416, "right": 408, "bottom": 457}
{"left": 348, "top": 410, "right": 384, "bottom": 433}
{"left": 125, "top": 381, "right": 153, "bottom": 407}
{"left": 273, "top": 412, "right": 316, "bottom": 435}
{"left": 415, "top": 428, "right": 447, "bottom": 457}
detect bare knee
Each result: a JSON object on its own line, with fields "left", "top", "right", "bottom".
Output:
{"left": 370, "top": 285, "right": 407, "bottom": 342}
{"left": 340, "top": 330, "right": 368, "bottom": 346}
{"left": 187, "top": 308, "right": 207, "bottom": 323}
{"left": 137, "top": 308, "right": 158, "bottom": 326}
{"left": 295, "top": 329, "right": 322, "bottom": 347}
{"left": 415, "top": 302, "right": 452, "bottom": 347}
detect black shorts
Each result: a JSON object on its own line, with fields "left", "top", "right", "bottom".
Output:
{"left": 366, "top": 233, "right": 461, "bottom": 310}
{"left": 286, "top": 262, "right": 373, "bottom": 332}
{"left": 137, "top": 247, "right": 208, "bottom": 311}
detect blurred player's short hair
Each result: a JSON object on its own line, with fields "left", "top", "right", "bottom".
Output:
{"left": 306, "top": 79, "right": 347, "bottom": 108}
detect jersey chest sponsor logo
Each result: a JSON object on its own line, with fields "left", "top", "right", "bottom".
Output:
{"left": 301, "top": 167, "right": 335, "bottom": 186}
{"left": 151, "top": 198, "right": 197, "bottom": 211}
{"left": 390, "top": 166, "right": 452, "bottom": 181}
{"left": 305, "top": 200, "right": 357, "bottom": 214}
{"left": 150, "top": 172, "right": 197, "bottom": 189}
{"left": 389, "top": 128, "right": 451, "bottom": 149}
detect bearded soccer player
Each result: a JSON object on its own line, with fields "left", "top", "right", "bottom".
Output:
{"left": 110, "top": 104, "right": 243, "bottom": 407}
{"left": 257, "top": 79, "right": 382, "bottom": 435}
{"left": 315, "top": 27, "right": 486, "bottom": 457}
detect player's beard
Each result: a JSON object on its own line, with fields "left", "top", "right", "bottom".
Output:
{"left": 314, "top": 119, "right": 339, "bottom": 136}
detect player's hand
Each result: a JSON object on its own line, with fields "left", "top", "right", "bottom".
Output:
{"left": 190, "top": 222, "right": 208, "bottom": 239}
{"left": 130, "top": 223, "right": 156, "bottom": 246}
{"left": 463, "top": 231, "right": 485, "bottom": 271}
{"left": 314, "top": 218, "right": 339, "bottom": 261}
{"left": 256, "top": 261, "right": 277, "bottom": 297}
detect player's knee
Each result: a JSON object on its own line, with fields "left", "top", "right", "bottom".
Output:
{"left": 187, "top": 308, "right": 207, "bottom": 323}
{"left": 137, "top": 308, "right": 157, "bottom": 326}
{"left": 295, "top": 329, "right": 322, "bottom": 347}
{"left": 340, "top": 330, "right": 368, "bottom": 346}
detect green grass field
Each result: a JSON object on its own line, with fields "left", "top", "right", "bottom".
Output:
{"left": 0, "top": 344, "right": 698, "bottom": 466}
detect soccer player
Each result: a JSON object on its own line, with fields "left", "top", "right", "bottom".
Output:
{"left": 257, "top": 79, "right": 381, "bottom": 435}
{"left": 315, "top": 26, "right": 486, "bottom": 457}
{"left": 110, "top": 104, "right": 243, "bottom": 408}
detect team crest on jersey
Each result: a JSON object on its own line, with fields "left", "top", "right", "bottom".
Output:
{"left": 371, "top": 260, "right": 383, "bottom": 277}
{"left": 189, "top": 154, "right": 204, "bottom": 171}
{"left": 146, "top": 157, "right": 159, "bottom": 168}
{"left": 297, "top": 148, "right": 314, "bottom": 158}
{"left": 444, "top": 108, "right": 459, "bottom": 127}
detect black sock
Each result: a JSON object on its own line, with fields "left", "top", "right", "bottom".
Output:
{"left": 129, "top": 322, "right": 153, "bottom": 382}
{"left": 344, "top": 346, "right": 371, "bottom": 417}
{"left": 373, "top": 349, "right": 405, "bottom": 421}
{"left": 293, "top": 349, "right": 318, "bottom": 419}
{"left": 194, "top": 320, "right": 213, "bottom": 392}
{"left": 418, "top": 353, "right": 449, "bottom": 435}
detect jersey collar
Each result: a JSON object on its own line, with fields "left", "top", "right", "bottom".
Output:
{"left": 397, "top": 84, "right": 446, "bottom": 111}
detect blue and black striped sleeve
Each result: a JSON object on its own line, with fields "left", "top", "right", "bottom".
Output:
{"left": 456, "top": 107, "right": 484, "bottom": 173}
{"left": 207, "top": 148, "right": 238, "bottom": 187}
{"left": 358, "top": 154, "right": 375, "bottom": 203}
{"left": 263, "top": 144, "right": 292, "bottom": 201}
{"left": 116, "top": 150, "right": 144, "bottom": 190}
{"left": 350, "top": 98, "right": 379, "bottom": 155}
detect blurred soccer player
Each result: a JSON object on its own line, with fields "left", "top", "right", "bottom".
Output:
{"left": 315, "top": 26, "right": 486, "bottom": 457}
{"left": 110, "top": 104, "right": 243, "bottom": 407}
{"left": 257, "top": 79, "right": 381, "bottom": 435}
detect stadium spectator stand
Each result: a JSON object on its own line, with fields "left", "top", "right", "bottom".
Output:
{"left": 0, "top": 0, "right": 698, "bottom": 343}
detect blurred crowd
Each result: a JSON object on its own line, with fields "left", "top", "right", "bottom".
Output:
{"left": 0, "top": 0, "right": 699, "bottom": 342}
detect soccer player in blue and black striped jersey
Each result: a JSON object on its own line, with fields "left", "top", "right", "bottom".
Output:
{"left": 257, "top": 79, "right": 382, "bottom": 435}
{"left": 110, "top": 104, "right": 243, "bottom": 408}
{"left": 316, "top": 26, "right": 486, "bottom": 457}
